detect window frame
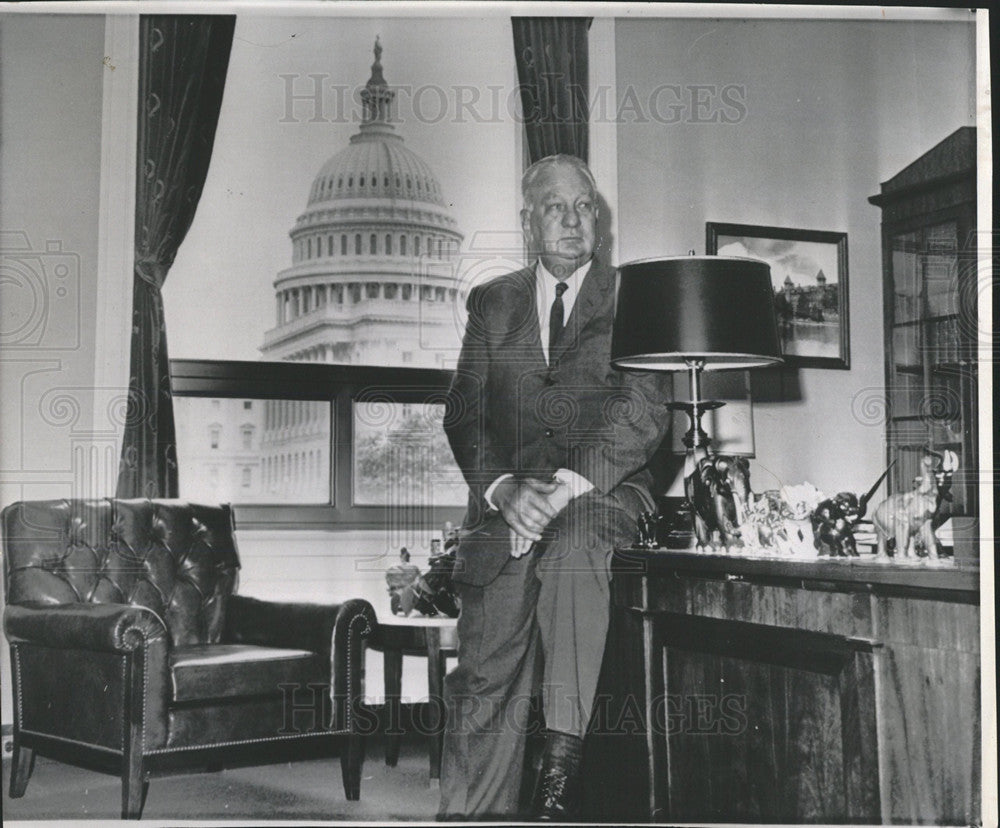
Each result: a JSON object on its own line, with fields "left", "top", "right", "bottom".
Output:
{"left": 171, "top": 359, "right": 467, "bottom": 530}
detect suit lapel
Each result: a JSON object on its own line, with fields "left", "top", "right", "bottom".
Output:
{"left": 550, "top": 259, "right": 615, "bottom": 363}
{"left": 494, "top": 267, "right": 546, "bottom": 364}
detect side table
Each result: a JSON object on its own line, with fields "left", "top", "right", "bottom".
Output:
{"left": 372, "top": 613, "right": 459, "bottom": 784}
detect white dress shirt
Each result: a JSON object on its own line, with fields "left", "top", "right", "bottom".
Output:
{"left": 536, "top": 258, "right": 591, "bottom": 365}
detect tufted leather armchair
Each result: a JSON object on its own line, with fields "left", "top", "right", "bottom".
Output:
{"left": 1, "top": 499, "right": 377, "bottom": 819}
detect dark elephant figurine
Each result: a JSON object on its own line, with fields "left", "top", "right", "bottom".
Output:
{"left": 813, "top": 462, "right": 895, "bottom": 557}
{"left": 811, "top": 492, "right": 862, "bottom": 557}
{"left": 686, "top": 454, "right": 751, "bottom": 550}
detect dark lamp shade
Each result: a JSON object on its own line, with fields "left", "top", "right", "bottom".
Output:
{"left": 611, "top": 256, "right": 783, "bottom": 371}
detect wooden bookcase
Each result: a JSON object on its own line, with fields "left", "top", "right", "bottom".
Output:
{"left": 868, "top": 126, "right": 978, "bottom": 528}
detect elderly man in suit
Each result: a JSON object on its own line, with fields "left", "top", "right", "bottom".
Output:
{"left": 439, "top": 154, "right": 671, "bottom": 820}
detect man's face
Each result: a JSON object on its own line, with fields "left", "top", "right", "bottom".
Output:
{"left": 521, "top": 164, "right": 597, "bottom": 278}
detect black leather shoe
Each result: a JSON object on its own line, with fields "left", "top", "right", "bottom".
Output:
{"left": 531, "top": 730, "right": 584, "bottom": 821}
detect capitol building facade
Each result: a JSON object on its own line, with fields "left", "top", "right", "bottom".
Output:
{"left": 261, "top": 37, "right": 464, "bottom": 368}
{"left": 176, "top": 40, "right": 467, "bottom": 506}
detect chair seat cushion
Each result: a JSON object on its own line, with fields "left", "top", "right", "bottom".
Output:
{"left": 170, "top": 644, "right": 324, "bottom": 702}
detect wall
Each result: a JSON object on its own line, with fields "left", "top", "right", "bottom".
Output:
{"left": 613, "top": 17, "right": 976, "bottom": 497}
{"left": 0, "top": 12, "right": 108, "bottom": 735}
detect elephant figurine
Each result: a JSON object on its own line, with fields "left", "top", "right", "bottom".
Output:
{"left": 686, "top": 454, "right": 751, "bottom": 551}
{"left": 872, "top": 450, "right": 958, "bottom": 559}
{"left": 811, "top": 492, "right": 863, "bottom": 557}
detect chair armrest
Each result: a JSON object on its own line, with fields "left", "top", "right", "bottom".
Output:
{"left": 224, "top": 595, "right": 378, "bottom": 733}
{"left": 4, "top": 602, "right": 168, "bottom": 653}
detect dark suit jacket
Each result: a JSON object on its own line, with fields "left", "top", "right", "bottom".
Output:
{"left": 445, "top": 259, "right": 672, "bottom": 587}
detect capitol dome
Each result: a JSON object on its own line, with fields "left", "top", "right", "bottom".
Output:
{"left": 307, "top": 126, "right": 446, "bottom": 208}
{"left": 262, "top": 37, "right": 464, "bottom": 368}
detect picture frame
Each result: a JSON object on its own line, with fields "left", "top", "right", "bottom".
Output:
{"left": 706, "top": 222, "right": 850, "bottom": 369}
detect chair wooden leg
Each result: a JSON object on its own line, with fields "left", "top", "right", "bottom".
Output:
{"left": 384, "top": 647, "right": 403, "bottom": 767}
{"left": 8, "top": 742, "right": 35, "bottom": 798}
{"left": 121, "top": 757, "right": 148, "bottom": 821}
{"left": 341, "top": 732, "right": 364, "bottom": 801}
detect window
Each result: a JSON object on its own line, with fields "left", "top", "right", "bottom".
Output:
{"left": 353, "top": 400, "right": 465, "bottom": 507}
{"left": 171, "top": 360, "right": 466, "bottom": 528}
{"left": 370, "top": 234, "right": 377, "bottom": 255}
{"left": 175, "top": 392, "right": 331, "bottom": 506}
{"left": 244, "top": 401, "right": 252, "bottom": 410}
{"left": 366, "top": 283, "right": 379, "bottom": 299}
{"left": 158, "top": 18, "right": 518, "bottom": 527}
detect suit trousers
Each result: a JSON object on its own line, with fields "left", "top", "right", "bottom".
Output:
{"left": 438, "top": 485, "right": 649, "bottom": 819}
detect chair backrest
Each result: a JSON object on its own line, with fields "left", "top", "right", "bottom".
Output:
{"left": 2, "top": 499, "right": 240, "bottom": 646}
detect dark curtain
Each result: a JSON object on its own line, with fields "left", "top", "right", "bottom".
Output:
{"left": 116, "top": 15, "right": 236, "bottom": 498}
{"left": 512, "top": 17, "right": 590, "bottom": 164}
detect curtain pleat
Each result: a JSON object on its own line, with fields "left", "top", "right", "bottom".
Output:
{"left": 512, "top": 17, "right": 590, "bottom": 164}
{"left": 116, "top": 15, "right": 235, "bottom": 498}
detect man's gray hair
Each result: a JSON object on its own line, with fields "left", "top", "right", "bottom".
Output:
{"left": 521, "top": 154, "right": 597, "bottom": 210}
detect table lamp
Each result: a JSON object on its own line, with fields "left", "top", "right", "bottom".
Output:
{"left": 611, "top": 256, "right": 783, "bottom": 532}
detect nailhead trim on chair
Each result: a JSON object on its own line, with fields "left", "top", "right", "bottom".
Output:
{"left": 13, "top": 646, "right": 128, "bottom": 754}
{"left": 336, "top": 609, "right": 375, "bottom": 730}
{"left": 120, "top": 655, "right": 128, "bottom": 752}
{"left": 14, "top": 646, "right": 22, "bottom": 731}
{"left": 20, "top": 730, "right": 123, "bottom": 753}
{"left": 146, "top": 729, "right": 348, "bottom": 755}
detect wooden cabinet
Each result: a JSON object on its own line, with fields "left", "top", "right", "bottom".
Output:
{"left": 587, "top": 551, "right": 980, "bottom": 824}
{"left": 869, "top": 126, "right": 978, "bottom": 525}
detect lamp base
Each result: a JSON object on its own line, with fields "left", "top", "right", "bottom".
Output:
{"left": 667, "top": 399, "right": 724, "bottom": 451}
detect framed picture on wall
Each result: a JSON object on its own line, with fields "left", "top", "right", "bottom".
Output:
{"left": 706, "top": 223, "right": 850, "bottom": 369}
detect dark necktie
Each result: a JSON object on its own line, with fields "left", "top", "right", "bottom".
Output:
{"left": 549, "top": 281, "right": 568, "bottom": 356}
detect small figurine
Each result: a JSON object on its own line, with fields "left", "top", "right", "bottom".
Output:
{"left": 636, "top": 510, "right": 659, "bottom": 548}
{"left": 811, "top": 463, "right": 893, "bottom": 557}
{"left": 386, "top": 547, "right": 421, "bottom": 616}
{"left": 872, "top": 449, "right": 958, "bottom": 560}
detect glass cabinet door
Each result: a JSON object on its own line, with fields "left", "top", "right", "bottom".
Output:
{"left": 885, "top": 220, "right": 976, "bottom": 516}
